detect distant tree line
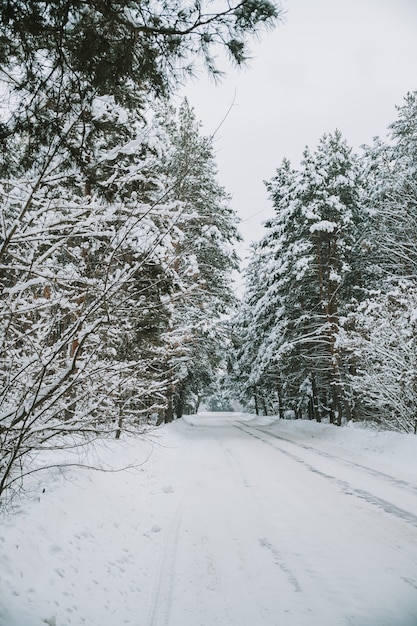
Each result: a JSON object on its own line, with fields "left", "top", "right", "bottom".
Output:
{"left": 230, "top": 92, "right": 417, "bottom": 434}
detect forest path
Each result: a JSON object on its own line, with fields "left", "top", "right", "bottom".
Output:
{"left": 144, "top": 413, "right": 417, "bottom": 626}
{"left": 2, "top": 412, "right": 417, "bottom": 626}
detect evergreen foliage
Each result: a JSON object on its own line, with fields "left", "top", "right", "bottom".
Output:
{"left": 233, "top": 92, "right": 417, "bottom": 434}
{"left": 0, "top": 0, "right": 277, "bottom": 502}
{"left": 0, "top": 93, "right": 242, "bottom": 502}
{"left": 233, "top": 131, "right": 369, "bottom": 424}
{"left": 0, "top": 0, "right": 281, "bottom": 176}
{"left": 157, "top": 100, "right": 241, "bottom": 420}
{"left": 339, "top": 92, "right": 417, "bottom": 433}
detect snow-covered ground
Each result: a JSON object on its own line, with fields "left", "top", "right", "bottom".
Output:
{"left": 1, "top": 412, "right": 417, "bottom": 626}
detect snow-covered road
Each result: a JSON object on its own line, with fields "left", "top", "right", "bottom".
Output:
{"left": 146, "top": 414, "right": 417, "bottom": 626}
{"left": 1, "top": 412, "right": 417, "bottom": 626}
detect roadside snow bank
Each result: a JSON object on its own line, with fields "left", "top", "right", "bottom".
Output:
{"left": 0, "top": 426, "right": 181, "bottom": 626}
{"left": 237, "top": 413, "right": 417, "bottom": 476}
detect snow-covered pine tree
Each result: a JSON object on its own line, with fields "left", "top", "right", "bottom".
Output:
{"left": 232, "top": 161, "right": 297, "bottom": 417}
{"left": 290, "top": 131, "right": 365, "bottom": 424}
{"left": 365, "top": 92, "right": 417, "bottom": 281}
{"left": 0, "top": 2, "right": 281, "bottom": 117}
{"left": 0, "top": 98, "right": 180, "bottom": 499}
{"left": 156, "top": 99, "right": 241, "bottom": 420}
{"left": 231, "top": 242, "right": 273, "bottom": 415}
{"left": 0, "top": 0, "right": 282, "bottom": 503}
{"left": 339, "top": 91, "right": 417, "bottom": 433}
{"left": 235, "top": 132, "right": 366, "bottom": 423}
{"left": 340, "top": 282, "right": 417, "bottom": 433}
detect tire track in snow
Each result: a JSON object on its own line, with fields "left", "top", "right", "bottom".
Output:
{"left": 145, "top": 419, "right": 203, "bottom": 626}
{"left": 219, "top": 420, "right": 361, "bottom": 619}
{"left": 258, "top": 538, "right": 302, "bottom": 593}
{"left": 216, "top": 433, "right": 304, "bottom": 596}
{"left": 235, "top": 422, "right": 417, "bottom": 529}
{"left": 146, "top": 494, "right": 186, "bottom": 626}
{"left": 249, "top": 423, "right": 417, "bottom": 494}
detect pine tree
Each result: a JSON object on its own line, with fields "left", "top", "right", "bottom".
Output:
{"left": 0, "top": 0, "right": 282, "bottom": 502}
{"left": 157, "top": 99, "right": 241, "bottom": 420}
{"left": 339, "top": 91, "right": 417, "bottom": 433}
{"left": 0, "top": 0, "right": 281, "bottom": 179}
{"left": 365, "top": 92, "right": 417, "bottom": 281}
{"left": 292, "top": 131, "right": 365, "bottom": 423}
{"left": 234, "top": 132, "right": 367, "bottom": 423}
{"left": 340, "top": 282, "right": 417, "bottom": 433}
{"left": 0, "top": 100, "right": 179, "bottom": 499}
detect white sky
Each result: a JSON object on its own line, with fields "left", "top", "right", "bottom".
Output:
{"left": 180, "top": 0, "right": 417, "bottom": 287}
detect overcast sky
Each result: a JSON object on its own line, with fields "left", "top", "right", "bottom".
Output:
{"left": 180, "top": 0, "right": 417, "bottom": 288}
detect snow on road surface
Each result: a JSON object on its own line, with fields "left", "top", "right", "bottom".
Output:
{"left": 1, "top": 412, "right": 417, "bottom": 626}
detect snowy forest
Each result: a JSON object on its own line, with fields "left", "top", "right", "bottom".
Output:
{"left": 0, "top": 0, "right": 280, "bottom": 501}
{"left": 0, "top": 1, "right": 417, "bottom": 506}
{"left": 232, "top": 96, "right": 417, "bottom": 435}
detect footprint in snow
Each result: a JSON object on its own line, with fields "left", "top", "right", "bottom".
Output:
{"left": 151, "top": 525, "right": 162, "bottom": 533}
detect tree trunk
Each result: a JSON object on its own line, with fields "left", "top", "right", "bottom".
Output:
{"left": 311, "top": 373, "right": 321, "bottom": 422}
{"left": 115, "top": 383, "right": 123, "bottom": 438}
{"left": 164, "top": 384, "right": 175, "bottom": 423}
{"left": 331, "top": 383, "right": 343, "bottom": 426}
{"left": 175, "top": 387, "right": 184, "bottom": 418}
{"left": 195, "top": 396, "right": 202, "bottom": 413}
{"left": 253, "top": 386, "right": 259, "bottom": 416}
{"left": 308, "top": 397, "right": 314, "bottom": 420}
{"left": 115, "top": 416, "right": 123, "bottom": 439}
{"left": 276, "top": 372, "right": 284, "bottom": 419}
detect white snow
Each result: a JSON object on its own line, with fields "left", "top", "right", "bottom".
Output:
{"left": 309, "top": 220, "right": 338, "bottom": 234}
{"left": 1, "top": 412, "right": 417, "bottom": 626}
